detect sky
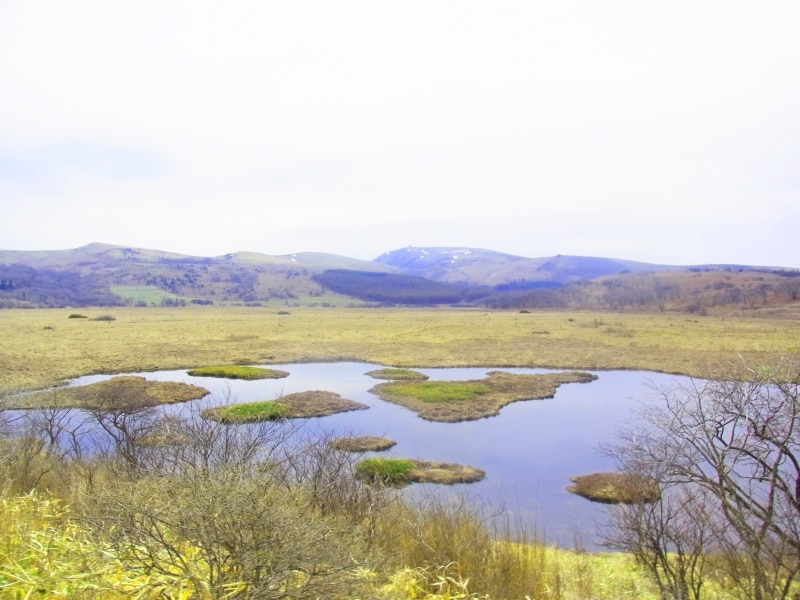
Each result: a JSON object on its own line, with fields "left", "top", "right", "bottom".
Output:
{"left": 1, "top": 1, "right": 799, "bottom": 267}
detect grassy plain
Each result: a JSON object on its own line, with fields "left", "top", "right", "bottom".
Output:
{"left": 2, "top": 305, "right": 799, "bottom": 394}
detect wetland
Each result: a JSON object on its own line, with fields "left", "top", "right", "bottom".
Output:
{"left": 2, "top": 306, "right": 797, "bottom": 548}
{"left": 55, "top": 361, "right": 682, "bottom": 547}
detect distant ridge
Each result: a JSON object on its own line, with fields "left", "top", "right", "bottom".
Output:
{"left": 1, "top": 242, "right": 798, "bottom": 311}
{"left": 374, "top": 246, "right": 675, "bottom": 286}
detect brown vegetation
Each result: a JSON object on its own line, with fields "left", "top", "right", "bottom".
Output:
{"left": 407, "top": 460, "right": 486, "bottom": 485}
{"left": 329, "top": 435, "right": 397, "bottom": 452}
{"left": 355, "top": 457, "right": 486, "bottom": 486}
{"left": 567, "top": 472, "right": 660, "bottom": 504}
{"left": 5, "top": 375, "right": 209, "bottom": 409}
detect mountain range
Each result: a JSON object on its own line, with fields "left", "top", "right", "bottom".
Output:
{"left": 1, "top": 242, "right": 798, "bottom": 314}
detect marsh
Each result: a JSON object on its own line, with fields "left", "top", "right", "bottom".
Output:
{"left": 58, "top": 361, "right": 679, "bottom": 548}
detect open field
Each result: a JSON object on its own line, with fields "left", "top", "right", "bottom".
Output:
{"left": 1, "top": 305, "right": 799, "bottom": 394}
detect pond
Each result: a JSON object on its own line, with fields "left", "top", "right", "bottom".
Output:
{"left": 67, "top": 362, "right": 682, "bottom": 549}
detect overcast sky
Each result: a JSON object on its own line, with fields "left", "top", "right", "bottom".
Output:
{"left": 1, "top": 2, "right": 799, "bottom": 266}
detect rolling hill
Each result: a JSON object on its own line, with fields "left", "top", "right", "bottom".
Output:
{"left": 374, "top": 246, "right": 674, "bottom": 286}
{"left": 1, "top": 243, "right": 798, "bottom": 314}
{"left": 0, "top": 243, "right": 398, "bottom": 308}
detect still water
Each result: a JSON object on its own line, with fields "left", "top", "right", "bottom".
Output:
{"left": 69, "top": 362, "right": 682, "bottom": 548}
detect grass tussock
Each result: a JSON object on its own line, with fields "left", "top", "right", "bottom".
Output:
{"left": 366, "top": 368, "right": 430, "bottom": 380}
{"left": 356, "top": 457, "right": 416, "bottom": 485}
{"left": 202, "top": 390, "right": 369, "bottom": 423}
{"left": 567, "top": 472, "right": 661, "bottom": 504}
{"left": 329, "top": 435, "right": 397, "bottom": 452}
{"left": 202, "top": 399, "right": 287, "bottom": 422}
{"left": 370, "top": 370, "right": 597, "bottom": 422}
{"left": 5, "top": 375, "right": 210, "bottom": 410}
{"left": 356, "top": 457, "right": 485, "bottom": 486}
{"left": 186, "top": 365, "right": 290, "bottom": 380}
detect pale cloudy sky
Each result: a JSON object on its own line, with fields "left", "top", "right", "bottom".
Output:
{"left": 1, "top": 1, "right": 799, "bottom": 266}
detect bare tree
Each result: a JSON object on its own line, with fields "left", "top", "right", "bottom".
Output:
{"left": 0, "top": 390, "right": 99, "bottom": 494}
{"left": 86, "top": 404, "right": 161, "bottom": 473}
{"left": 275, "top": 428, "right": 392, "bottom": 531}
{"left": 603, "top": 357, "right": 800, "bottom": 600}
{"left": 603, "top": 467, "right": 714, "bottom": 600}
{"left": 783, "top": 280, "right": 800, "bottom": 301}
{"left": 156, "top": 395, "right": 297, "bottom": 478}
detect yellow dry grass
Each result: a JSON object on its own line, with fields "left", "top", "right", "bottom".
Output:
{"left": 2, "top": 306, "right": 799, "bottom": 394}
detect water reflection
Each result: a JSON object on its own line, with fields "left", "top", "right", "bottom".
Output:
{"left": 67, "top": 363, "right": 681, "bottom": 548}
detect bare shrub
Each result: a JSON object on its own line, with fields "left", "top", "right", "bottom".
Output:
{"left": 0, "top": 392, "right": 100, "bottom": 496}
{"left": 80, "top": 468, "right": 372, "bottom": 598}
{"left": 603, "top": 357, "right": 800, "bottom": 599}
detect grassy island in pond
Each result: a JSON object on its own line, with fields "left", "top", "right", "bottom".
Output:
{"left": 329, "top": 436, "right": 397, "bottom": 452}
{"left": 202, "top": 390, "right": 368, "bottom": 423}
{"left": 365, "top": 368, "right": 429, "bottom": 380}
{"left": 5, "top": 376, "right": 210, "bottom": 410}
{"left": 202, "top": 400, "right": 286, "bottom": 423}
{"left": 186, "top": 365, "right": 289, "bottom": 380}
{"left": 356, "top": 457, "right": 485, "bottom": 486}
{"left": 369, "top": 370, "right": 597, "bottom": 422}
{"left": 567, "top": 472, "right": 660, "bottom": 504}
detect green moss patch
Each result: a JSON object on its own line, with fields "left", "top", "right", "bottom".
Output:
{"left": 355, "top": 457, "right": 485, "bottom": 487}
{"left": 365, "top": 368, "right": 429, "bottom": 381}
{"left": 370, "top": 370, "right": 598, "bottom": 422}
{"left": 329, "top": 436, "right": 397, "bottom": 452}
{"left": 202, "top": 390, "right": 368, "bottom": 423}
{"left": 6, "top": 376, "right": 210, "bottom": 410}
{"left": 567, "top": 472, "right": 660, "bottom": 504}
{"left": 202, "top": 400, "right": 286, "bottom": 423}
{"left": 355, "top": 457, "right": 415, "bottom": 485}
{"left": 186, "top": 365, "right": 290, "bottom": 380}
{"left": 380, "top": 381, "right": 490, "bottom": 403}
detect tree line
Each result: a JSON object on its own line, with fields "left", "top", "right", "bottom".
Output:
{"left": 312, "top": 269, "right": 488, "bottom": 305}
